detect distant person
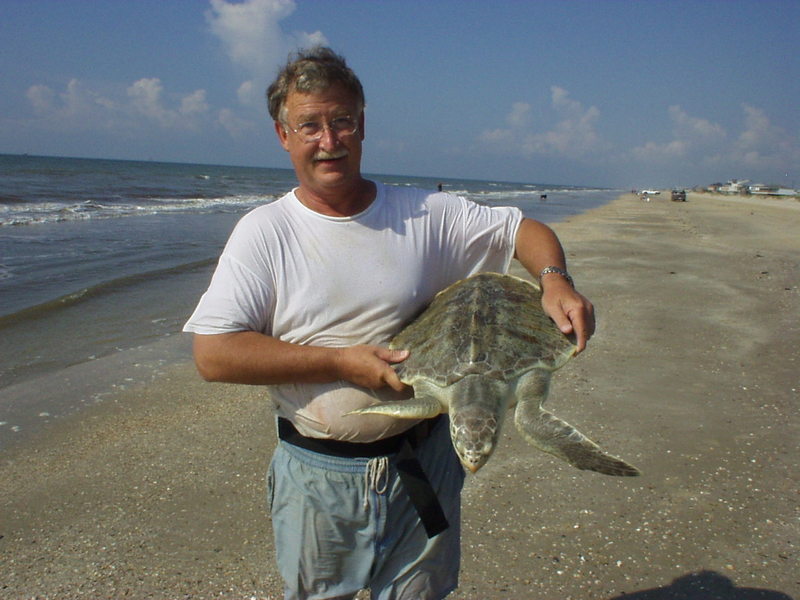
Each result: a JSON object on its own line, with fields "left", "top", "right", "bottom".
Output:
{"left": 184, "top": 46, "right": 594, "bottom": 600}
{"left": 437, "top": 182, "right": 443, "bottom": 192}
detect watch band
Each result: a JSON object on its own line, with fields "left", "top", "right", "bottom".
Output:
{"left": 539, "top": 265, "right": 574, "bottom": 288}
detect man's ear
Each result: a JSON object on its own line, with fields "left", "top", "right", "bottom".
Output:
{"left": 274, "top": 121, "right": 290, "bottom": 151}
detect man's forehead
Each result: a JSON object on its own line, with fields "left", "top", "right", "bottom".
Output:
{"left": 284, "top": 84, "right": 359, "bottom": 115}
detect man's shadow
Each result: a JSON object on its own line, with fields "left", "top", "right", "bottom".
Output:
{"left": 608, "top": 570, "right": 794, "bottom": 599}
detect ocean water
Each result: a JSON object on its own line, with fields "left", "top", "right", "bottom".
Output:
{"left": 0, "top": 154, "right": 619, "bottom": 443}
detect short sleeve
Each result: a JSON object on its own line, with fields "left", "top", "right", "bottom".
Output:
{"left": 183, "top": 251, "right": 274, "bottom": 335}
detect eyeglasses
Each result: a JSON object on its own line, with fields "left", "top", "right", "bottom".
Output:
{"left": 284, "top": 115, "right": 359, "bottom": 143}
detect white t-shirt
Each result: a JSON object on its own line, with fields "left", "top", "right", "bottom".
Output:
{"left": 184, "top": 182, "right": 522, "bottom": 441}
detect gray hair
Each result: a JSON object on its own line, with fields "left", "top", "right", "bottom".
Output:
{"left": 266, "top": 46, "right": 365, "bottom": 123}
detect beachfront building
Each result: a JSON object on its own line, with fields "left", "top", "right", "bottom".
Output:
{"left": 707, "top": 180, "right": 798, "bottom": 197}
{"left": 749, "top": 184, "right": 798, "bottom": 197}
{"left": 716, "top": 179, "right": 750, "bottom": 195}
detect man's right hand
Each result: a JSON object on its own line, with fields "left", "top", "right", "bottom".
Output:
{"left": 334, "top": 345, "right": 409, "bottom": 391}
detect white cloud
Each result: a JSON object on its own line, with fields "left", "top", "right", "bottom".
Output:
{"left": 479, "top": 86, "right": 606, "bottom": 160}
{"left": 733, "top": 104, "right": 798, "bottom": 170}
{"left": 181, "top": 89, "right": 210, "bottom": 117}
{"left": 632, "top": 105, "right": 726, "bottom": 162}
{"left": 126, "top": 78, "right": 210, "bottom": 129}
{"left": 237, "top": 80, "right": 259, "bottom": 107}
{"left": 24, "top": 78, "right": 209, "bottom": 133}
{"left": 506, "top": 102, "right": 532, "bottom": 129}
{"left": 631, "top": 104, "right": 798, "bottom": 178}
{"left": 128, "top": 78, "right": 170, "bottom": 123}
{"left": 206, "top": 0, "right": 293, "bottom": 75}
{"left": 19, "top": 1, "right": 328, "bottom": 147}
{"left": 206, "top": 0, "right": 327, "bottom": 108}
{"left": 7, "top": 0, "right": 338, "bottom": 165}
{"left": 24, "top": 79, "right": 118, "bottom": 130}
{"left": 530, "top": 86, "right": 603, "bottom": 158}
{"left": 478, "top": 87, "right": 798, "bottom": 185}
{"left": 60, "top": 79, "right": 95, "bottom": 117}
{"left": 669, "top": 105, "right": 725, "bottom": 143}
{"left": 550, "top": 86, "right": 583, "bottom": 116}
{"left": 26, "top": 84, "right": 56, "bottom": 113}
{"left": 217, "top": 107, "right": 256, "bottom": 138}
{"left": 479, "top": 128, "right": 514, "bottom": 145}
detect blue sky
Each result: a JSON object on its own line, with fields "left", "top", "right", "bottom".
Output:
{"left": 1, "top": 0, "right": 798, "bottom": 189}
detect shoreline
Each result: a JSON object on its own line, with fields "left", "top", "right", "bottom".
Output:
{"left": 0, "top": 334, "right": 192, "bottom": 451}
{"left": 1, "top": 191, "right": 798, "bottom": 598}
{"left": 0, "top": 187, "right": 620, "bottom": 447}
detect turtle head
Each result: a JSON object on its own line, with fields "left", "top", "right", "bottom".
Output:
{"left": 449, "top": 404, "right": 501, "bottom": 473}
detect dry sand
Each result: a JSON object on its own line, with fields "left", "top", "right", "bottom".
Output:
{"left": 1, "top": 192, "right": 797, "bottom": 599}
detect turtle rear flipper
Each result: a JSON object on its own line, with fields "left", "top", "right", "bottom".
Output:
{"left": 515, "top": 406, "right": 640, "bottom": 477}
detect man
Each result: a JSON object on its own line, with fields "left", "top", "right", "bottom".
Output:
{"left": 184, "top": 47, "right": 594, "bottom": 600}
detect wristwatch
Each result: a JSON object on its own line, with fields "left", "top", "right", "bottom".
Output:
{"left": 539, "top": 266, "right": 574, "bottom": 288}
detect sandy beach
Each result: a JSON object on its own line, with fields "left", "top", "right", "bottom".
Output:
{"left": 1, "top": 191, "right": 797, "bottom": 599}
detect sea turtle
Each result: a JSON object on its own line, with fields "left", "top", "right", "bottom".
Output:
{"left": 347, "top": 272, "right": 639, "bottom": 476}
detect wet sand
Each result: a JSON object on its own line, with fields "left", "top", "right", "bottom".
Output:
{"left": 1, "top": 192, "right": 798, "bottom": 599}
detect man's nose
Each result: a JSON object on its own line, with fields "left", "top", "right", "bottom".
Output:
{"left": 317, "top": 125, "right": 340, "bottom": 149}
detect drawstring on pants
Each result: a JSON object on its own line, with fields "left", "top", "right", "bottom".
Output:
{"left": 276, "top": 417, "right": 449, "bottom": 537}
{"left": 363, "top": 456, "right": 389, "bottom": 510}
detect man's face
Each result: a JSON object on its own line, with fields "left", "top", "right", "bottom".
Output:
{"left": 275, "top": 83, "right": 365, "bottom": 201}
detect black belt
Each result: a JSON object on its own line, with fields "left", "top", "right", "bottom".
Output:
{"left": 277, "top": 416, "right": 449, "bottom": 538}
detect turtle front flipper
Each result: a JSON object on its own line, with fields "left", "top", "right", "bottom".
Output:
{"left": 515, "top": 406, "right": 639, "bottom": 476}
{"left": 513, "top": 372, "right": 640, "bottom": 477}
{"left": 345, "top": 396, "right": 442, "bottom": 419}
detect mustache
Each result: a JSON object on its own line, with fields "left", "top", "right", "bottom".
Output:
{"left": 313, "top": 150, "right": 349, "bottom": 161}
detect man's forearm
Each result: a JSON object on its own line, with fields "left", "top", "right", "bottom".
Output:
{"left": 192, "top": 332, "right": 409, "bottom": 391}
{"left": 192, "top": 331, "right": 340, "bottom": 385}
{"left": 513, "top": 217, "right": 595, "bottom": 351}
{"left": 513, "top": 217, "right": 568, "bottom": 282}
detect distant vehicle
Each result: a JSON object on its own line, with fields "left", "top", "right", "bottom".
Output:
{"left": 641, "top": 190, "right": 661, "bottom": 195}
{"left": 671, "top": 189, "right": 687, "bottom": 202}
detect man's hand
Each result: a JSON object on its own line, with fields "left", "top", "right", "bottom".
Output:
{"left": 334, "top": 345, "right": 410, "bottom": 391}
{"left": 540, "top": 278, "right": 595, "bottom": 353}
{"left": 513, "top": 217, "right": 595, "bottom": 352}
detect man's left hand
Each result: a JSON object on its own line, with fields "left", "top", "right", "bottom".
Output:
{"left": 541, "top": 279, "right": 595, "bottom": 353}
